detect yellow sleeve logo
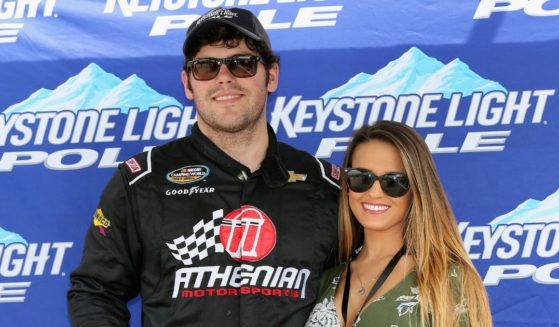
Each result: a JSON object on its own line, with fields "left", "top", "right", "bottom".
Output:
{"left": 93, "top": 209, "right": 111, "bottom": 236}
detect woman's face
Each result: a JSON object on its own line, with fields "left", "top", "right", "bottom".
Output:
{"left": 348, "top": 139, "right": 411, "bottom": 235}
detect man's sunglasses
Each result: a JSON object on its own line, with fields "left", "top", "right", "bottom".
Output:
{"left": 344, "top": 167, "right": 410, "bottom": 198}
{"left": 185, "top": 55, "right": 262, "bottom": 81}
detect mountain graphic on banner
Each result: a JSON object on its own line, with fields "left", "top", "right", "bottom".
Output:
{"left": 489, "top": 188, "right": 559, "bottom": 229}
{"left": 0, "top": 226, "right": 28, "bottom": 246}
{"left": 3, "top": 63, "right": 182, "bottom": 115}
{"left": 322, "top": 47, "right": 506, "bottom": 101}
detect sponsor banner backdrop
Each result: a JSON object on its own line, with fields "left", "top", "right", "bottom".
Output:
{"left": 1, "top": 1, "right": 558, "bottom": 326}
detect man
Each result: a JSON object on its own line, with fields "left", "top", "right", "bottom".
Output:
{"left": 68, "top": 7, "right": 339, "bottom": 327}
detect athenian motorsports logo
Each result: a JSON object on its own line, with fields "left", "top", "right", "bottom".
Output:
{"left": 220, "top": 206, "right": 277, "bottom": 262}
{"left": 167, "top": 208, "right": 308, "bottom": 300}
{"left": 166, "top": 206, "right": 276, "bottom": 265}
{"left": 0, "top": 226, "right": 72, "bottom": 303}
{"left": 459, "top": 188, "right": 559, "bottom": 286}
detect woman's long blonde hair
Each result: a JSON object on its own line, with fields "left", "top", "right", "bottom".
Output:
{"left": 339, "top": 121, "right": 492, "bottom": 327}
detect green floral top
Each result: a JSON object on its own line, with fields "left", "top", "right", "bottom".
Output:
{"left": 305, "top": 264, "right": 468, "bottom": 327}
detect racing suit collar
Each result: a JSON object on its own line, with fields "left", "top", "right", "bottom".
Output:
{"left": 191, "top": 123, "right": 289, "bottom": 188}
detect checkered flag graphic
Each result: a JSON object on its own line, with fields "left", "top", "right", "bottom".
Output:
{"left": 166, "top": 209, "right": 224, "bottom": 265}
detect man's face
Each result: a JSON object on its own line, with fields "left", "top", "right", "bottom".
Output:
{"left": 181, "top": 38, "right": 279, "bottom": 135}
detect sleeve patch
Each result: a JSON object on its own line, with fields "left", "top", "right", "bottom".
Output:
{"left": 93, "top": 209, "right": 111, "bottom": 237}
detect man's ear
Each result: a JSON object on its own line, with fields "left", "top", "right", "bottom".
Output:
{"left": 266, "top": 63, "right": 279, "bottom": 93}
{"left": 181, "top": 70, "right": 194, "bottom": 100}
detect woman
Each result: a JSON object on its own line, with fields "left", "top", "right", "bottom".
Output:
{"left": 306, "top": 121, "right": 492, "bottom": 327}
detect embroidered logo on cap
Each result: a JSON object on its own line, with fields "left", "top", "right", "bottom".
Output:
{"left": 197, "top": 8, "right": 238, "bottom": 26}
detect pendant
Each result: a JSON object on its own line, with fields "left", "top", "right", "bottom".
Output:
{"left": 358, "top": 286, "right": 365, "bottom": 295}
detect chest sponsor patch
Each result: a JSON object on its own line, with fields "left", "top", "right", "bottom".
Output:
{"left": 220, "top": 205, "right": 277, "bottom": 262}
{"left": 166, "top": 165, "right": 209, "bottom": 184}
{"left": 165, "top": 206, "right": 277, "bottom": 265}
{"left": 165, "top": 207, "right": 311, "bottom": 300}
{"left": 165, "top": 186, "right": 215, "bottom": 196}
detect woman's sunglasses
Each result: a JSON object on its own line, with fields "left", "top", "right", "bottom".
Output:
{"left": 344, "top": 167, "right": 410, "bottom": 198}
{"left": 185, "top": 55, "right": 262, "bottom": 81}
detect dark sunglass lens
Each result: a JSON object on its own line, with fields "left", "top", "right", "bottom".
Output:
{"left": 380, "top": 174, "right": 409, "bottom": 197}
{"left": 346, "top": 170, "right": 373, "bottom": 193}
{"left": 229, "top": 57, "right": 257, "bottom": 78}
{"left": 194, "top": 60, "right": 220, "bottom": 80}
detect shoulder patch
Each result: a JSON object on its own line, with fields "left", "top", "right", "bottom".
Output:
{"left": 124, "top": 158, "right": 142, "bottom": 173}
{"left": 331, "top": 164, "right": 341, "bottom": 181}
{"left": 121, "top": 148, "right": 153, "bottom": 186}
{"left": 315, "top": 158, "right": 341, "bottom": 189}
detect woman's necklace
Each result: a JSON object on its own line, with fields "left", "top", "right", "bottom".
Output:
{"left": 354, "top": 264, "right": 378, "bottom": 295}
{"left": 342, "top": 245, "right": 407, "bottom": 326}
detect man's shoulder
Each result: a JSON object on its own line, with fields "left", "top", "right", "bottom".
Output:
{"left": 119, "top": 137, "right": 193, "bottom": 185}
{"left": 277, "top": 142, "right": 341, "bottom": 189}
{"left": 119, "top": 149, "right": 151, "bottom": 182}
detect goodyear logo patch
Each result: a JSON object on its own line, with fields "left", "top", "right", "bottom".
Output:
{"left": 167, "top": 165, "right": 210, "bottom": 184}
{"left": 93, "top": 209, "right": 111, "bottom": 236}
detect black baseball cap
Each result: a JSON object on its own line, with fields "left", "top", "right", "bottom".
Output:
{"left": 183, "top": 7, "right": 271, "bottom": 56}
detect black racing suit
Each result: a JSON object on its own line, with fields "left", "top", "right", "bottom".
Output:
{"left": 68, "top": 123, "right": 340, "bottom": 326}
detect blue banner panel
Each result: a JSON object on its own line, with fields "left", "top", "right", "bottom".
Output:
{"left": 1, "top": 1, "right": 558, "bottom": 326}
